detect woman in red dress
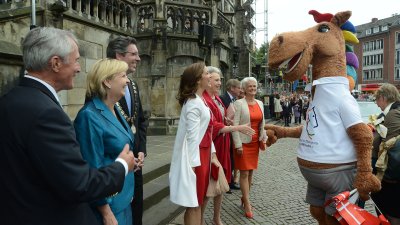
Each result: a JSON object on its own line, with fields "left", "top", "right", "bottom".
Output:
{"left": 170, "top": 62, "right": 217, "bottom": 225}
{"left": 202, "top": 67, "right": 254, "bottom": 225}
{"left": 232, "top": 77, "right": 267, "bottom": 219}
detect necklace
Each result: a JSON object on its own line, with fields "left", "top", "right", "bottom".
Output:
{"left": 116, "top": 102, "right": 136, "bottom": 134}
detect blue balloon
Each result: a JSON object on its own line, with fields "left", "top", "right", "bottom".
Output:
{"left": 346, "top": 65, "right": 357, "bottom": 81}
{"left": 341, "top": 21, "right": 356, "bottom": 33}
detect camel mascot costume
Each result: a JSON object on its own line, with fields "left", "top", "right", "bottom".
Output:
{"left": 265, "top": 10, "right": 381, "bottom": 225}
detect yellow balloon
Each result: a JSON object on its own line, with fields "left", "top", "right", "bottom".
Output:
{"left": 343, "top": 30, "right": 359, "bottom": 44}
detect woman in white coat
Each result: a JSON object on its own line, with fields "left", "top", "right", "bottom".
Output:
{"left": 169, "top": 62, "right": 217, "bottom": 225}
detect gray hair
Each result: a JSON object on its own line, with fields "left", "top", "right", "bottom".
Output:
{"left": 241, "top": 76, "right": 258, "bottom": 90}
{"left": 107, "top": 36, "right": 138, "bottom": 59}
{"left": 207, "top": 66, "right": 222, "bottom": 76}
{"left": 375, "top": 83, "right": 400, "bottom": 103}
{"left": 22, "top": 27, "right": 78, "bottom": 71}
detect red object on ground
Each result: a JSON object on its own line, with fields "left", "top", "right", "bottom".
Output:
{"left": 325, "top": 190, "right": 391, "bottom": 225}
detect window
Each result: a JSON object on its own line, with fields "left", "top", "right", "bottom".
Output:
{"left": 378, "top": 39, "right": 383, "bottom": 49}
{"left": 377, "top": 69, "right": 382, "bottom": 79}
{"left": 382, "top": 25, "right": 388, "bottom": 31}
{"left": 366, "top": 29, "right": 372, "bottom": 35}
{"left": 364, "top": 71, "right": 370, "bottom": 80}
{"left": 397, "top": 32, "right": 400, "bottom": 44}
{"left": 396, "top": 67, "right": 400, "bottom": 80}
{"left": 396, "top": 50, "right": 400, "bottom": 65}
{"left": 373, "top": 27, "right": 379, "bottom": 33}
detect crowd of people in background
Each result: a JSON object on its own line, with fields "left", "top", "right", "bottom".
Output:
{"left": 271, "top": 92, "right": 311, "bottom": 126}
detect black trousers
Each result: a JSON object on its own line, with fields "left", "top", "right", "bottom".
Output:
{"left": 131, "top": 170, "right": 143, "bottom": 225}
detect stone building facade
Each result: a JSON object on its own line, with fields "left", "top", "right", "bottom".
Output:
{"left": 0, "top": 0, "right": 255, "bottom": 134}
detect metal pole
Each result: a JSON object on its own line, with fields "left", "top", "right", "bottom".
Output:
{"left": 31, "top": 0, "right": 36, "bottom": 29}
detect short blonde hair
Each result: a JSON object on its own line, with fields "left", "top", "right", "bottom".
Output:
{"left": 86, "top": 58, "right": 128, "bottom": 99}
{"left": 241, "top": 77, "right": 258, "bottom": 90}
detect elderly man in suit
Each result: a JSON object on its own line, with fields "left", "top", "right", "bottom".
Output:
{"left": 0, "top": 27, "right": 135, "bottom": 225}
{"left": 107, "top": 36, "right": 148, "bottom": 225}
{"left": 220, "top": 78, "right": 241, "bottom": 191}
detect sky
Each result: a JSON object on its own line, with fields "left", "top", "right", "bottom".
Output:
{"left": 254, "top": 0, "right": 399, "bottom": 47}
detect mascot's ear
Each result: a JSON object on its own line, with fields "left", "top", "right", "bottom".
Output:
{"left": 331, "top": 11, "right": 352, "bottom": 27}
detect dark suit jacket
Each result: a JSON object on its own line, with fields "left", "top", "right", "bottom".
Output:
{"left": 220, "top": 91, "right": 234, "bottom": 109}
{"left": 0, "top": 78, "right": 125, "bottom": 225}
{"left": 118, "top": 78, "right": 147, "bottom": 157}
{"left": 282, "top": 101, "right": 292, "bottom": 116}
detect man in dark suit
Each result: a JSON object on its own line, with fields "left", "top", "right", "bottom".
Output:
{"left": 107, "top": 36, "right": 148, "bottom": 225}
{"left": 220, "top": 78, "right": 241, "bottom": 190}
{"left": 220, "top": 78, "right": 241, "bottom": 109}
{"left": 0, "top": 27, "right": 135, "bottom": 225}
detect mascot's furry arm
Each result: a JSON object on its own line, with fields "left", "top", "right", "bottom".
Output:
{"left": 265, "top": 125, "right": 302, "bottom": 147}
{"left": 347, "top": 124, "right": 381, "bottom": 200}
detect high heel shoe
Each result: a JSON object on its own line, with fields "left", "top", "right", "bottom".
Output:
{"left": 244, "top": 211, "right": 254, "bottom": 219}
{"left": 240, "top": 197, "right": 244, "bottom": 208}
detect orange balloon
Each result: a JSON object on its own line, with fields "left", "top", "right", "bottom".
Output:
{"left": 347, "top": 76, "right": 355, "bottom": 90}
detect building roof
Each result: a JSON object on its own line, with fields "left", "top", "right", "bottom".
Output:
{"left": 355, "top": 14, "right": 400, "bottom": 39}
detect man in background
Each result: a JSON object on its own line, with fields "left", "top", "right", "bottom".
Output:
{"left": 220, "top": 78, "right": 241, "bottom": 191}
{"left": 107, "top": 36, "right": 148, "bottom": 225}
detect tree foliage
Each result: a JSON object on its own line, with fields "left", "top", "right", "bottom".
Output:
{"left": 251, "top": 42, "right": 269, "bottom": 66}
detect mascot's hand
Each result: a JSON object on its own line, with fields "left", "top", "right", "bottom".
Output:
{"left": 353, "top": 172, "right": 381, "bottom": 201}
{"left": 264, "top": 124, "right": 285, "bottom": 146}
{"left": 266, "top": 129, "right": 277, "bottom": 147}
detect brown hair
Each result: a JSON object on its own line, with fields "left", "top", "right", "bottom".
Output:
{"left": 177, "top": 62, "right": 206, "bottom": 106}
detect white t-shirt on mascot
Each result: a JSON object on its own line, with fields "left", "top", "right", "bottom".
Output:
{"left": 297, "top": 76, "right": 362, "bottom": 164}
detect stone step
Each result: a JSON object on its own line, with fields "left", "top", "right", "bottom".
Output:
{"left": 142, "top": 136, "right": 175, "bottom": 224}
{"left": 143, "top": 173, "right": 170, "bottom": 211}
{"left": 147, "top": 126, "right": 167, "bottom": 135}
{"left": 143, "top": 195, "right": 183, "bottom": 225}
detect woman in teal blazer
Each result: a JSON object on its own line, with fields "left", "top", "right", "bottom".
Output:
{"left": 74, "top": 59, "right": 136, "bottom": 225}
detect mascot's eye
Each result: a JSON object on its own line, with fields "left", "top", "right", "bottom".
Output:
{"left": 318, "top": 24, "right": 330, "bottom": 33}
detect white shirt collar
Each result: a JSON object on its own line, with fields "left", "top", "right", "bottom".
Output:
{"left": 227, "top": 91, "right": 235, "bottom": 101}
{"left": 25, "top": 75, "right": 60, "bottom": 104}
{"left": 312, "top": 76, "right": 349, "bottom": 86}
{"left": 383, "top": 102, "right": 394, "bottom": 116}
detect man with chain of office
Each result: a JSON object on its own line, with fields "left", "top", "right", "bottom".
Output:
{"left": 107, "top": 36, "right": 148, "bottom": 225}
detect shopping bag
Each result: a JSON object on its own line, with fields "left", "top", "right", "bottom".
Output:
{"left": 325, "top": 189, "right": 391, "bottom": 225}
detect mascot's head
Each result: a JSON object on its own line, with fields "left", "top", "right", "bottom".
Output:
{"left": 268, "top": 10, "right": 359, "bottom": 90}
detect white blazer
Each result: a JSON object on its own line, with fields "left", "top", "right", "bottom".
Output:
{"left": 169, "top": 94, "right": 215, "bottom": 207}
{"left": 232, "top": 98, "right": 267, "bottom": 149}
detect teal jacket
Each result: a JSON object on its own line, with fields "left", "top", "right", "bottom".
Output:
{"left": 74, "top": 97, "right": 135, "bottom": 214}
